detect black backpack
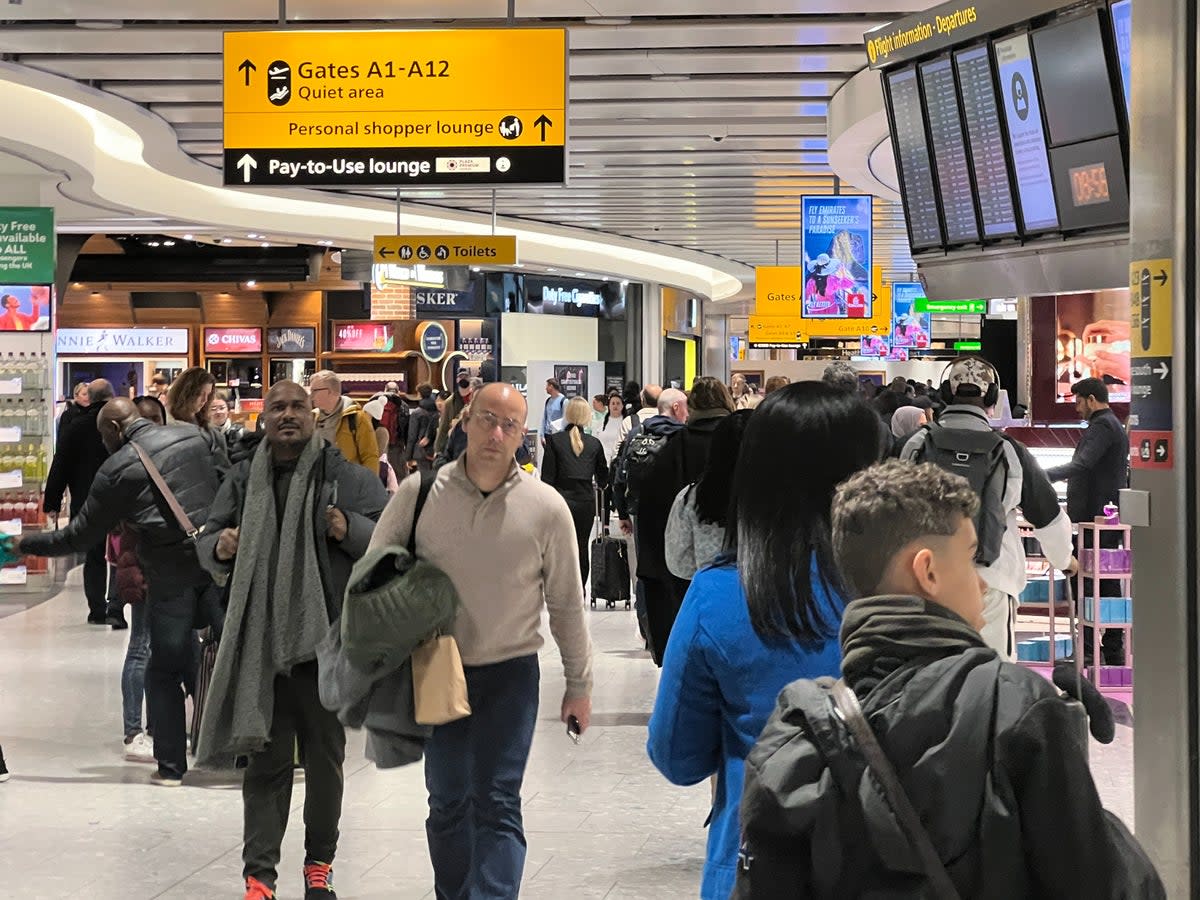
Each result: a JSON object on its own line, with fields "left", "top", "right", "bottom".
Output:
{"left": 913, "top": 422, "right": 1009, "bottom": 566}
{"left": 616, "top": 427, "right": 672, "bottom": 516}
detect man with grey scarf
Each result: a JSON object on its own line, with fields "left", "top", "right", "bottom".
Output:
{"left": 196, "top": 380, "right": 388, "bottom": 900}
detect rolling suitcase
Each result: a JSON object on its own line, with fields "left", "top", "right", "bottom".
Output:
{"left": 590, "top": 487, "right": 631, "bottom": 610}
{"left": 189, "top": 626, "right": 217, "bottom": 757}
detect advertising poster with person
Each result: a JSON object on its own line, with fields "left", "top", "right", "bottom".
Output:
{"left": 0, "top": 285, "right": 50, "bottom": 332}
{"left": 890, "top": 282, "right": 932, "bottom": 348}
{"left": 1054, "top": 290, "right": 1131, "bottom": 403}
{"left": 859, "top": 334, "right": 890, "bottom": 358}
{"left": 801, "top": 196, "right": 872, "bottom": 318}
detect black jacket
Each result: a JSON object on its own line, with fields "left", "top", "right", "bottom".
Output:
{"left": 408, "top": 396, "right": 439, "bottom": 463}
{"left": 1046, "top": 408, "right": 1129, "bottom": 523}
{"left": 56, "top": 401, "right": 88, "bottom": 441}
{"left": 44, "top": 402, "right": 109, "bottom": 517}
{"left": 542, "top": 426, "right": 608, "bottom": 502}
{"left": 736, "top": 597, "right": 1164, "bottom": 900}
{"left": 25, "top": 419, "right": 220, "bottom": 574}
{"left": 635, "top": 411, "right": 729, "bottom": 579}
{"left": 197, "top": 441, "right": 388, "bottom": 620}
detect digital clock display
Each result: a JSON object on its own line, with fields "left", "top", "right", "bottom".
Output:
{"left": 1069, "top": 162, "right": 1111, "bottom": 207}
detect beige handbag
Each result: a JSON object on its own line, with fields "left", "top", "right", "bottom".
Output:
{"left": 412, "top": 633, "right": 472, "bottom": 725}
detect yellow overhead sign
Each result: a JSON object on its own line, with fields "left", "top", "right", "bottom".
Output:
{"left": 374, "top": 235, "right": 517, "bottom": 266}
{"left": 222, "top": 28, "right": 567, "bottom": 187}
{"left": 754, "top": 266, "right": 802, "bottom": 317}
{"left": 1130, "top": 259, "right": 1171, "bottom": 358}
{"left": 748, "top": 316, "right": 809, "bottom": 347}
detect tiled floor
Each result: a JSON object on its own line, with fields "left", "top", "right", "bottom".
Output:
{"left": 0, "top": 577, "right": 1134, "bottom": 899}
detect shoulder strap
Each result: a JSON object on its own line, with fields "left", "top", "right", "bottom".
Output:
{"left": 129, "top": 440, "right": 199, "bottom": 542}
{"left": 830, "top": 680, "right": 961, "bottom": 900}
{"left": 407, "top": 469, "right": 436, "bottom": 557}
{"left": 347, "top": 409, "right": 358, "bottom": 438}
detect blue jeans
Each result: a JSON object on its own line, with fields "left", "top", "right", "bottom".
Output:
{"left": 424, "top": 654, "right": 540, "bottom": 900}
{"left": 121, "top": 600, "right": 151, "bottom": 738}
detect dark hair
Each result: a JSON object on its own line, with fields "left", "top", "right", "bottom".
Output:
{"left": 1071, "top": 376, "right": 1109, "bottom": 404}
{"left": 546, "top": 378, "right": 562, "bottom": 392}
{"left": 733, "top": 382, "right": 885, "bottom": 644}
{"left": 417, "top": 382, "right": 433, "bottom": 399}
{"left": 911, "top": 396, "right": 934, "bottom": 411}
{"left": 688, "top": 375, "right": 736, "bottom": 413}
{"left": 694, "top": 410, "right": 753, "bottom": 528}
{"left": 133, "top": 395, "right": 167, "bottom": 426}
{"left": 873, "top": 390, "right": 907, "bottom": 420}
{"left": 833, "top": 460, "right": 979, "bottom": 598}
{"left": 166, "top": 366, "right": 216, "bottom": 427}
{"left": 623, "top": 380, "right": 641, "bottom": 409}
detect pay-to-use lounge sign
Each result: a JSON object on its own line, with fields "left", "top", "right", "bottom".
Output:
{"left": 222, "top": 28, "right": 567, "bottom": 187}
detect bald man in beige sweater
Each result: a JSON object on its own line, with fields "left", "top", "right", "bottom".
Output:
{"left": 369, "top": 382, "right": 592, "bottom": 899}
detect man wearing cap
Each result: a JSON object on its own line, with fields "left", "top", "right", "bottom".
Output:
{"left": 540, "top": 378, "right": 567, "bottom": 445}
{"left": 308, "top": 370, "right": 378, "bottom": 473}
{"left": 902, "top": 357, "right": 1075, "bottom": 658}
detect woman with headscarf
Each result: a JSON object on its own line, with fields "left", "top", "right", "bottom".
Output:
{"left": 889, "top": 404, "right": 928, "bottom": 458}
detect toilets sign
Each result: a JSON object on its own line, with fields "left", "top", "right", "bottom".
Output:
{"left": 222, "top": 28, "right": 568, "bottom": 187}
{"left": 0, "top": 207, "right": 55, "bottom": 284}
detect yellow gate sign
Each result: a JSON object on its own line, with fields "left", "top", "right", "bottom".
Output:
{"left": 748, "top": 315, "right": 809, "bottom": 348}
{"left": 754, "top": 266, "right": 802, "bottom": 317}
{"left": 1130, "top": 259, "right": 1172, "bottom": 358}
{"left": 223, "top": 29, "right": 567, "bottom": 187}
{"left": 374, "top": 235, "right": 517, "bottom": 266}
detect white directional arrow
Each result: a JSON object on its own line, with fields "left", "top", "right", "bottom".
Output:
{"left": 237, "top": 153, "right": 258, "bottom": 183}
{"left": 1155, "top": 361, "right": 1170, "bottom": 380}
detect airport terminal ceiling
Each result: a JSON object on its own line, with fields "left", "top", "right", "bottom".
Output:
{"left": 0, "top": 1, "right": 918, "bottom": 278}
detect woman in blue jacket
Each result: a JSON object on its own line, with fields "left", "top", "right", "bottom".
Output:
{"left": 647, "top": 381, "right": 884, "bottom": 899}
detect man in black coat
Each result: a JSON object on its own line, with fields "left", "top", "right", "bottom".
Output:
{"left": 634, "top": 377, "right": 733, "bottom": 665}
{"left": 22, "top": 397, "right": 224, "bottom": 786}
{"left": 43, "top": 378, "right": 114, "bottom": 625}
{"left": 1046, "top": 377, "right": 1131, "bottom": 664}
{"left": 196, "top": 380, "right": 387, "bottom": 900}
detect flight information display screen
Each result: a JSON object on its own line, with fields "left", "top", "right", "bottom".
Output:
{"left": 954, "top": 45, "right": 1019, "bottom": 238}
{"left": 1049, "top": 135, "right": 1130, "bottom": 230}
{"left": 1031, "top": 12, "right": 1121, "bottom": 147}
{"left": 1110, "top": 0, "right": 1132, "bottom": 113}
{"left": 919, "top": 56, "right": 979, "bottom": 244}
{"left": 886, "top": 66, "right": 944, "bottom": 250}
{"left": 994, "top": 33, "right": 1059, "bottom": 232}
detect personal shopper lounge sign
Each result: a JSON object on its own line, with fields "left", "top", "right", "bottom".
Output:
{"left": 0, "top": 207, "right": 55, "bottom": 283}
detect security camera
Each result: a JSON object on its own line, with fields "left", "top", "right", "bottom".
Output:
{"left": 712, "top": 134, "right": 725, "bottom": 143}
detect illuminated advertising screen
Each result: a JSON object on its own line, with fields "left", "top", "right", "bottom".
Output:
{"left": 891, "top": 282, "right": 932, "bottom": 348}
{"left": 0, "top": 285, "right": 50, "bottom": 332}
{"left": 860, "top": 334, "right": 891, "bottom": 358}
{"left": 800, "top": 196, "right": 872, "bottom": 318}
{"left": 1054, "top": 290, "right": 1130, "bottom": 404}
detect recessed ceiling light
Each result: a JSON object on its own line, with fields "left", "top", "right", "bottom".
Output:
{"left": 470, "top": 266, "right": 481, "bottom": 272}
{"left": 247, "top": 233, "right": 260, "bottom": 239}
{"left": 585, "top": 16, "right": 631, "bottom": 25}
{"left": 317, "top": 240, "right": 334, "bottom": 246}
{"left": 245, "top": 280, "right": 257, "bottom": 288}
{"left": 221, "top": 238, "right": 233, "bottom": 244}
{"left": 182, "top": 233, "right": 194, "bottom": 240}
{"left": 147, "top": 241, "right": 160, "bottom": 247}
{"left": 162, "top": 240, "right": 175, "bottom": 247}
{"left": 546, "top": 268, "right": 557, "bottom": 273}
{"left": 261, "top": 242, "right": 270, "bottom": 248}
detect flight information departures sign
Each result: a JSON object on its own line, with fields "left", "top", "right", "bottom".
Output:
{"left": 223, "top": 29, "right": 568, "bottom": 187}
{"left": 374, "top": 235, "right": 517, "bottom": 266}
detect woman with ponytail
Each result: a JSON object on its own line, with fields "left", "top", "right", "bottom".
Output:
{"left": 542, "top": 396, "right": 609, "bottom": 591}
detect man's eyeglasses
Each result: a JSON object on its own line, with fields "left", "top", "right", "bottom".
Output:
{"left": 309, "top": 386, "right": 332, "bottom": 395}
{"left": 472, "top": 408, "right": 524, "bottom": 437}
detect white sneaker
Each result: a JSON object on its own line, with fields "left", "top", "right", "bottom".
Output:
{"left": 124, "top": 732, "right": 155, "bottom": 764}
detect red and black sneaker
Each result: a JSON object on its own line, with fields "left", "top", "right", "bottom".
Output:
{"left": 303, "top": 860, "right": 337, "bottom": 898}
{"left": 244, "top": 876, "right": 275, "bottom": 900}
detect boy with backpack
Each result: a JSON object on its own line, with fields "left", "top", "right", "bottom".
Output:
{"left": 901, "top": 357, "right": 1075, "bottom": 658}
{"left": 735, "top": 460, "right": 1164, "bottom": 900}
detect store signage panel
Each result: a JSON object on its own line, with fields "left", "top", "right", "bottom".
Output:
{"left": 374, "top": 235, "right": 516, "bottom": 266}
{"left": 414, "top": 288, "right": 477, "bottom": 315}
{"left": 747, "top": 315, "right": 808, "bottom": 348}
{"left": 266, "top": 326, "right": 316, "bottom": 354}
{"left": 417, "top": 321, "right": 449, "bottom": 363}
{"left": 333, "top": 321, "right": 395, "bottom": 352}
{"left": 222, "top": 29, "right": 567, "bottom": 187}
{"left": 205, "top": 327, "right": 263, "bottom": 354}
{"left": 56, "top": 327, "right": 190, "bottom": 355}
{"left": 0, "top": 207, "right": 55, "bottom": 283}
